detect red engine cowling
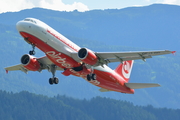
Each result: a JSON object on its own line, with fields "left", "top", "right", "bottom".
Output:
{"left": 21, "top": 54, "right": 41, "bottom": 71}
{"left": 78, "top": 48, "right": 98, "bottom": 65}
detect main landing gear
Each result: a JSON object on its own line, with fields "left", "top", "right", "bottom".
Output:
{"left": 49, "top": 77, "right": 59, "bottom": 85}
{"left": 86, "top": 66, "right": 96, "bottom": 81}
{"left": 87, "top": 73, "right": 96, "bottom": 81}
{"left": 48, "top": 65, "right": 59, "bottom": 85}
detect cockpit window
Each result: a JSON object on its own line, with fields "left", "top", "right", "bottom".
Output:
{"left": 24, "top": 19, "right": 36, "bottom": 24}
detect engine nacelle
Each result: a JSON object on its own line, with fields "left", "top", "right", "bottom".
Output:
{"left": 78, "top": 48, "right": 98, "bottom": 65}
{"left": 21, "top": 54, "right": 41, "bottom": 71}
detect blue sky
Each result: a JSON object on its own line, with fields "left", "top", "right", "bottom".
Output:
{"left": 0, "top": 0, "right": 180, "bottom": 13}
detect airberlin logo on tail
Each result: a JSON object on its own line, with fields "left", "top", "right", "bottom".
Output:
{"left": 123, "top": 61, "right": 130, "bottom": 74}
{"left": 122, "top": 61, "right": 133, "bottom": 79}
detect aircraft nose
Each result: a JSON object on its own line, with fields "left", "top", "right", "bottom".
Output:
{"left": 16, "top": 21, "right": 25, "bottom": 31}
{"left": 16, "top": 20, "right": 32, "bottom": 32}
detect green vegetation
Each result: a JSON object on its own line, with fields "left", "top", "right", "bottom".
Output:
{"left": 0, "top": 90, "right": 179, "bottom": 120}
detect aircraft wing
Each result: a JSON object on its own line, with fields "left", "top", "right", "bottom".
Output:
{"left": 5, "top": 56, "right": 64, "bottom": 73}
{"left": 71, "top": 50, "right": 174, "bottom": 64}
{"left": 95, "top": 50, "right": 174, "bottom": 63}
{"left": 5, "top": 64, "right": 25, "bottom": 72}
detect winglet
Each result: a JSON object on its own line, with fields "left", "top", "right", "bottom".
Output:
{"left": 172, "top": 51, "right": 176, "bottom": 55}
{"left": 6, "top": 70, "right": 8, "bottom": 74}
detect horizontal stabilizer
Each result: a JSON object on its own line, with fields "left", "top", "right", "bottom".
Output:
{"left": 99, "top": 88, "right": 111, "bottom": 92}
{"left": 125, "top": 83, "right": 160, "bottom": 89}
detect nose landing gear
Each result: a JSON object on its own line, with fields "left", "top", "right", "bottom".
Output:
{"left": 24, "top": 37, "right": 36, "bottom": 55}
{"left": 29, "top": 44, "right": 36, "bottom": 55}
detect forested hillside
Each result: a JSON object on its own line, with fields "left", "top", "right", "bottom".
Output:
{"left": 0, "top": 4, "right": 180, "bottom": 109}
{"left": 0, "top": 90, "right": 180, "bottom": 120}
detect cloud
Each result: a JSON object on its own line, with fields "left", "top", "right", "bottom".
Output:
{"left": 144, "top": 0, "right": 180, "bottom": 5}
{"left": 135, "top": 0, "right": 180, "bottom": 8}
{"left": 0, "top": 0, "right": 89, "bottom": 13}
{"left": 40, "top": 0, "right": 89, "bottom": 12}
{"left": 157, "top": 0, "right": 180, "bottom": 5}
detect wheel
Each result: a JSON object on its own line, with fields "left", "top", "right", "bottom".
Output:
{"left": 29, "top": 50, "right": 35, "bottom": 55}
{"left": 87, "top": 74, "right": 91, "bottom": 81}
{"left": 32, "top": 51, "right": 35, "bottom": 55}
{"left": 53, "top": 77, "right": 59, "bottom": 84}
{"left": 49, "top": 78, "right": 54, "bottom": 85}
{"left": 91, "top": 74, "right": 96, "bottom": 80}
{"left": 29, "top": 51, "right": 32, "bottom": 55}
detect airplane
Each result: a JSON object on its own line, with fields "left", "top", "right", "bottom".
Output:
{"left": 5, "top": 18, "right": 175, "bottom": 94}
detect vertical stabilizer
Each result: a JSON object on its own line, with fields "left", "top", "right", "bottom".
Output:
{"left": 114, "top": 60, "right": 134, "bottom": 82}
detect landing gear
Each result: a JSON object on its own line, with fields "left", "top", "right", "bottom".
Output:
{"left": 87, "top": 66, "right": 96, "bottom": 81}
{"left": 49, "top": 77, "right": 59, "bottom": 85}
{"left": 24, "top": 37, "right": 36, "bottom": 55}
{"left": 49, "top": 78, "right": 53, "bottom": 85}
{"left": 87, "top": 74, "right": 91, "bottom": 81}
{"left": 87, "top": 73, "right": 96, "bottom": 81}
{"left": 48, "top": 65, "right": 59, "bottom": 85}
{"left": 92, "top": 74, "right": 96, "bottom": 80}
{"left": 29, "top": 44, "right": 36, "bottom": 55}
{"left": 29, "top": 50, "right": 35, "bottom": 55}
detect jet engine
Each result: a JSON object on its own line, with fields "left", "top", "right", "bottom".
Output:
{"left": 78, "top": 48, "right": 98, "bottom": 65}
{"left": 21, "top": 54, "right": 41, "bottom": 71}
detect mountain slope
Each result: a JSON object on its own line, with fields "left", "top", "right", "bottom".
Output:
{"left": 1, "top": 90, "right": 180, "bottom": 120}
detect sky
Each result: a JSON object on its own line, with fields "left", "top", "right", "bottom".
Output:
{"left": 0, "top": 0, "right": 180, "bottom": 13}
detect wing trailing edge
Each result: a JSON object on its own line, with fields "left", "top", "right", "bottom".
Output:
{"left": 125, "top": 83, "right": 160, "bottom": 89}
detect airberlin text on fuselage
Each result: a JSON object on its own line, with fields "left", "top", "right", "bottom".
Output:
{"left": 46, "top": 51, "right": 71, "bottom": 68}
{"left": 47, "top": 29, "right": 78, "bottom": 52}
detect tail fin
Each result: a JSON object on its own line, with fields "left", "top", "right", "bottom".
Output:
{"left": 114, "top": 60, "right": 134, "bottom": 82}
